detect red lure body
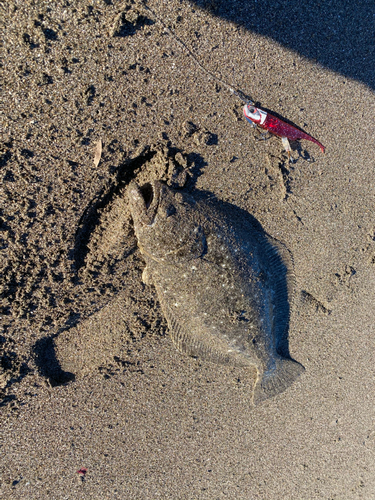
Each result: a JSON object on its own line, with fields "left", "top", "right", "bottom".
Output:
{"left": 243, "top": 104, "right": 325, "bottom": 153}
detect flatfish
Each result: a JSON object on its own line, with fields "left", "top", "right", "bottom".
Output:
{"left": 128, "top": 180, "right": 304, "bottom": 404}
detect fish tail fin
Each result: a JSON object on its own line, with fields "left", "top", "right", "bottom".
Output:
{"left": 253, "top": 357, "right": 305, "bottom": 405}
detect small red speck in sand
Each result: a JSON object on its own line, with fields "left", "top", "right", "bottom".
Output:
{"left": 77, "top": 468, "right": 87, "bottom": 476}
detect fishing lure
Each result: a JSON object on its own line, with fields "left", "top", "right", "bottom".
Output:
{"left": 143, "top": 4, "right": 326, "bottom": 156}
{"left": 243, "top": 104, "right": 325, "bottom": 155}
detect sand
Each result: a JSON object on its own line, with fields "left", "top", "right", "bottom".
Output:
{"left": 1, "top": 0, "right": 375, "bottom": 498}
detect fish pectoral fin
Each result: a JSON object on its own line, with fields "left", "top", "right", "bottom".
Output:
{"left": 253, "top": 357, "right": 304, "bottom": 405}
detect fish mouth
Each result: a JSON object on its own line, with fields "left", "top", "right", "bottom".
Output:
{"left": 139, "top": 183, "right": 154, "bottom": 209}
{"left": 129, "top": 180, "right": 161, "bottom": 225}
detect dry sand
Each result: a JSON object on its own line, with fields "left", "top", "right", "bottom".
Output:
{"left": 1, "top": 0, "right": 375, "bottom": 498}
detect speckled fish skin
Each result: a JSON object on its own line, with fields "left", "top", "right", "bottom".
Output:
{"left": 128, "top": 180, "right": 304, "bottom": 404}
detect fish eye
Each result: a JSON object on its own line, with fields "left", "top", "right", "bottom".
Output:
{"left": 249, "top": 106, "right": 256, "bottom": 113}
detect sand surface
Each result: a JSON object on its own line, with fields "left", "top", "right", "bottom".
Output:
{"left": 1, "top": 0, "right": 375, "bottom": 498}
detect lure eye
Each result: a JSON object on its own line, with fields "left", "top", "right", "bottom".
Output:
{"left": 249, "top": 106, "right": 256, "bottom": 113}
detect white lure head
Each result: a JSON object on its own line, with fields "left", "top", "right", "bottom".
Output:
{"left": 243, "top": 104, "right": 267, "bottom": 125}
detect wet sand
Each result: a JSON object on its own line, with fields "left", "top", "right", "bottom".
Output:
{"left": 1, "top": 1, "right": 375, "bottom": 498}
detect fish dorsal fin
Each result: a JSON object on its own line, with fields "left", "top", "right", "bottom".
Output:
{"left": 256, "top": 232, "right": 295, "bottom": 352}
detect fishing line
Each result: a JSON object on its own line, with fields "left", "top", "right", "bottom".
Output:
{"left": 143, "top": 2, "right": 254, "bottom": 105}
{"left": 141, "top": 2, "right": 325, "bottom": 157}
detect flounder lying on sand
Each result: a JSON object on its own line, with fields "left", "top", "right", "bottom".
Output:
{"left": 128, "top": 180, "right": 304, "bottom": 404}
